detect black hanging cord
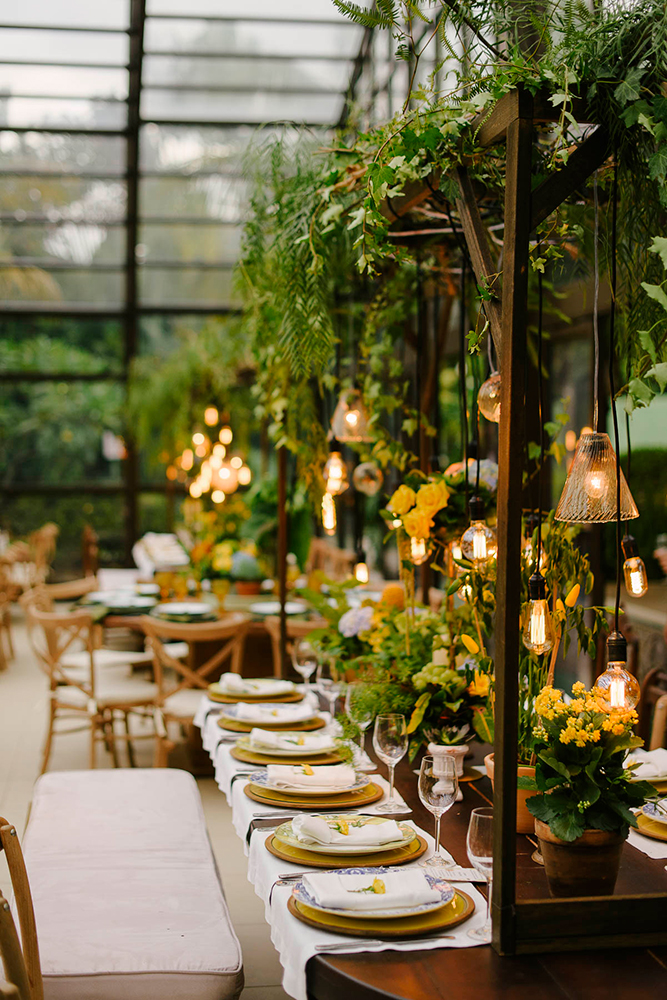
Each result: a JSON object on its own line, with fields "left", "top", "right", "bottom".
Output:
{"left": 474, "top": 354, "right": 481, "bottom": 496}
{"left": 416, "top": 254, "right": 423, "bottom": 465}
{"left": 536, "top": 271, "right": 545, "bottom": 572}
{"left": 609, "top": 154, "right": 622, "bottom": 634}
{"left": 458, "top": 257, "right": 469, "bottom": 508}
{"left": 625, "top": 411, "right": 631, "bottom": 485}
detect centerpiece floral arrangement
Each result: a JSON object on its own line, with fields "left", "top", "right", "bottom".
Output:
{"left": 184, "top": 497, "right": 258, "bottom": 583}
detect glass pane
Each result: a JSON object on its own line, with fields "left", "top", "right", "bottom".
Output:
{"left": 0, "top": 494, "right": 126, "bottom": 575}
{"left": 139, "top": 313, "right": 224, "bottom": 356}
{"left": 142, "top": 87, "right": 341, "bottom": 124}
{"left": 0, "top": 176, "right": 126, "bottom": 222}
{"left": 0, "top": 131, "right": 126, "bottom": 175}
{"left": 138, "top": 267, "right": 237, "bottom": 307}
{"left": 2, "top": 1, "right": 130, "bottom": 29}
{"left": 2, "top": 97, "right": 126, "bottom": 131}
{"left": 147, "top": 0, "right": 351, "bottom": 18}
{"left": 143, "top": 55, "right": 350, "bottom": 91}
{"left": 0, "top": 266, "right": 125, "bottom": 306}
{"left": 0, "top": 380, "right": 125, "bottom": 485}
{"left": 0, "top": 66, "right": 128, "bottom": 100}
{"left": 0, "top": 28, "right": 128, "bottom": 65}
{"left": 138, "top": 223, "right": 242, "bottom": 263}
{"left": 145, "top": 19, "right": 361, "bottom": 58}
{"left": 0, "top": 316, "right": 123, "bottom": 373}
{"left": 140, "top": 123, "right": 251, "bottom": 172}
{"left": 140, "top": 176, "right": 246, "bottom": 222}
{"left": 0, "top": 224, "right": 125, "bottom": 265}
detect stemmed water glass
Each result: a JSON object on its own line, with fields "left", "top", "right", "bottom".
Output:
{"left": 418, "top": 755, "right": 458, "bottom": 868}
{"left": 466, "top": 806, "right": 494, "bottom": 941}
{"left": 291, "top": 637, "right": 318, "bottom": 688}
{"left": 372, "top": 714, "right": 408, "bottom": 814}
{"left": 316, "top": 659, "right": 342, "bottom": 717}
{"left": 344, "top": 681, "right": 373, "bottom": 751}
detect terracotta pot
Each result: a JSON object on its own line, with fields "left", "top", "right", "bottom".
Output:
{"left": 234, "top": 581, "right": 262, "bottom": 596}
{"left": 534, "top": 819, "right": 626, "bottom": 897}
{"left": 484, "top": 753, "right": 537, "bottom": 835}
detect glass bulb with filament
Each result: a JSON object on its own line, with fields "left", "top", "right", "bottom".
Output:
{"left": 354, "top": 551, "right": 369, "bottom": 584}
{"left": 477, "top": 372, "right": 501, "bottom": 423}
{"left": 322, "top": 492, "right": 336, "bottom": 535}
{"left": 323, "top": 445, "right": 349, "bottom": 496}
{"left": 460, "top": 497, "right": 497, "bottom": 567}
{"left": 330, "top": 388, "right": 372, "bottom": 442}
{"left": 522, "top": 573, "right": 555, "bottom": 655}
{"left": 410, "top": 537, "right": 429, "bottom": 565}
{"left": 594, "top": 633, "right": 640, "bottom": 710}
{"left": 584, "top": 469, "right": 606, "bottom": 499}
{"left": 621, "top": 534, "right": 648, "bottom": 598}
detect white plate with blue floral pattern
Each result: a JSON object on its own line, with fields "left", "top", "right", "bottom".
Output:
{"left": 291, "top": 868, "right": 455, "bottom": 919}
{"left": 642, "top": 800, "right": 667, "bottom": 825}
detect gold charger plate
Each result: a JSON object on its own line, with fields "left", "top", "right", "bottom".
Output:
{"left": 231, "top": 745, "right": 342, "bottom": 766}
{"left": 243, "top": 781, "right": 384, "bottom": 810}
{"left": 459, "top": 767, "right": 484, "bottom": 784}
{"left": 265, "top": 833, "right": 428, "bottom": 868}
{"left": 636, "top": 813, "right": 667, "bottom": 842}
{"left": 650, "top": 779, "right": 667, "bottom": 794}
{"left": 287, "top": 889, "right": 475, "bottom": 938}
{"left": 218, "top": 716, "right": 326, "bottom": 733}
{"left": 208, "top": 688, "right": 304, "bottom": 704}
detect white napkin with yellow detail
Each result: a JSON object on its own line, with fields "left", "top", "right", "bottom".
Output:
{"left": 234, "top": 702, "right": 314, "bottom": 724}
{"left": 266, "top": 763, "right": 355, "bottom": 791}
{"left": 291, "top": 814, "right": 402, "bottom": 846}
{"left": 218, "top": 673, "right": 295, "bottom": 696}
{"left": 301, "top": 870, "right": 442, "bottom": 912}
{"left": 248, "top": 729, "right": 334, "bottom": 752}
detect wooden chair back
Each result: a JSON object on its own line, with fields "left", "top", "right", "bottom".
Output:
{"left": 264, "top": 616, "right": 327, "bottom": 678}
{"left": 23, "top": 604, "right": 96, "bottom": 699}
{"left": 141, "top": 613, "right": 250, "bottom": 703}
{"left": 39, "top": 577, "right": 99, "bottom": 604}
{"left": 637, "top": 667, "right": 667, "bottom": 747}
{"left": 81, "top": 526, "right": 99, "bottom": 578}
{"left": 28, "top": 525, "right": 59, "bottom": 583}
{"left": 0, "top": 821, "right": 43, "bottom": 1000}
{"left": 305, "top": 538, "right": 356, "bottom": 581}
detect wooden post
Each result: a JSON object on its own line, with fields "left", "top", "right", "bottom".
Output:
{"left": 277, "top": 445, "right": 288, "bottom": 679}
{"left": 492, "top": 89, "right": 533, "bottom": 957}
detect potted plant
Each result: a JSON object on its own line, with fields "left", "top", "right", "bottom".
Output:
{"left": 231, "top": 550, "right": 264, "bottom": 595}
{"left": 526, "top": 682, "right": 654, "bottom": 897}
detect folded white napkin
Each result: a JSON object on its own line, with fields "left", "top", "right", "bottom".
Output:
{"left": 291, "top": 815, "right": 402, "bottom": 846}
{"left": 625, "top": 748, "right": 667, "bottom": 780}
{"left": 248, "top": 729, "right": 334, "bottom": 752}
{"left": 302, "top": 870, "right": 442, "bottom": 911}
{"left": 266, "top": 763, "right": 356, "bottom": 790}
{"left": 219, "top": 673, "right": 294, "bottom": 696}
{"left": 234, "top": 702, "right": 314, "bottom": 724}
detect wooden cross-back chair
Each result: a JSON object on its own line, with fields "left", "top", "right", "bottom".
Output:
{"left": 24, "top": 604, "right": 158, "bottom": 772}
{"left": 638, "top": 667, "right": 667, "bottom": 750}
{"left": 0, "top": 819, "right": 42, "bottom": 1000}
{"left": 264, "top": 615, "right": 327, "bottom": 678}
{"left": 141, "top": 613, "right": 250, "bottom": 766}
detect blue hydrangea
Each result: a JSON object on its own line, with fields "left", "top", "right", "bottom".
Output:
{"left": 338, "top": 605, "right": 374, "bottom": 637}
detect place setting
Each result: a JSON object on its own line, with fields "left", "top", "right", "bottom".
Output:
{"left": 149, "top": 600, "right": 218, "bottom": 623}
{"left": 243, "top": 762, "right": 385, "bottom": 811}
{"left": 207, "top": 672, "right": 304, "bottom": 704}
{"left": 217, "top": 700, "right": 327, "bottom": 733}
{"left": 232, "top": 728, "right": 343, "bottom": 766}
{"left": 265, "top": 813, "right": 428, "bottom": 868}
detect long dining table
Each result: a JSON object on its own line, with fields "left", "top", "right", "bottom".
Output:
{"left": 194, "top": 696, "right": 667, "bottom": 1000}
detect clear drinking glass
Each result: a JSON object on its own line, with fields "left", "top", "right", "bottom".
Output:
{"left": 466, "top": 806, "right": 494, "bottom": 941}
{"left": 344, "top": 681, "right": 373, "bottom": 750}
{"left": 291, "top": 637, "right": 318, "bottom": 687}
{"left": 372, "top": 713, "right": 408, "bottom": 814}
{"left": 316, "top": 659, "right": 341, "bottom": 716}
{"left": 418, "top": 755, "right": 458, "bottom": 868}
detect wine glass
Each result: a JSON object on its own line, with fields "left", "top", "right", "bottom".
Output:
{"left": 316, "top": 659, "right": 341, "bottom": 717}
{"left": 418, "top": 755, "right": 458, "bottom": 868}
{"left": 372, "top": 714, "right": 408, "bottom": 814}
{"left": 344, "top": 681, "right": 373, "bottom": 751}
{"left": 291, "top": 637, "right": 318, "bottom": 688}
{"left": 466, "top": 806, "right": 494, "bottom": 941}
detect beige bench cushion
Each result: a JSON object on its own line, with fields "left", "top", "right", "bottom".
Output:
{"left": 23, "top": 769, "right": 243, "bottom": 1000}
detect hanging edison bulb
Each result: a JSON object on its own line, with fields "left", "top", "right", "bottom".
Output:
{"left": 460, "top": 497, "right": 497, "bottom": 567}
{"left": 323, "top": 442, "right": 349, "bottom": 496}
{"left": 354, "top": 549, "right": 370, "bottom": 584}
{"left": 410, "top": 537, "right": 430, "bottom": 566}
{"left": 330, "top": 388, "right": 372, "bottom": 443}
{"left": 593, "top": 632, "right": 640, "bottom": 711}
{"left": 322, "top": 492, "right": 337, "bottom": 535}
{"left": 522, "top": 572, "right": 555, "bottom": 655}
{"left": 477, "top": 372, "right": 501, "bottom": 423}
{"left": 555, "top": 432, "right": 638, "bottom": 523}
{"left": 352, "top": 461, "right": 383, "bottom": 496}
{"left": 621, "top": 534, "right": 648, "bottom": 598}
{"left": 204, "top": 406, "right": 219, "bottom": 426}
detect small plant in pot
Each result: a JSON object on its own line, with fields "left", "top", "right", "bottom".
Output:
{"left": 526, "top": 681, "right": 654, "bottom": 897}
{"left": 231, "top": 551, "right": 264, "bottom": 596}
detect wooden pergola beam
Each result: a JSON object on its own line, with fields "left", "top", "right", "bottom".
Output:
{"left": 530, "top": 126, "right": 610, "bottom": 231}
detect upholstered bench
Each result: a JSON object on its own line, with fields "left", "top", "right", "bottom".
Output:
{"left": 20, "top": 768, "right": 243, "bottom": 1000}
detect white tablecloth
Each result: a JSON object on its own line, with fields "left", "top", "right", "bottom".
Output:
{"left": 628, "top": 828, "right": 667, "bottom": 859}
{"left": 246, "top": 822, "right": 488, "bottom": 1000}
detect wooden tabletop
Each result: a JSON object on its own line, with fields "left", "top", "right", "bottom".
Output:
{"left": 308, "top": 746, "right": 667, "bottom": 1000}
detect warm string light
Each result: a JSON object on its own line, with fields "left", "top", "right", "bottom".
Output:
{"left": 621, "top": 534, "right": 648, "bottom": 597}
{"left": 522, "top": 574, "right": 555, "bottom": 655}
{"left": 477, "top": 371, "right": 501, "bottom": 423}
{"left": 322, "top": 492, "right": 337, "bottom": 535}
{"left": 354, "top": 550, "right": 370, "bottom": 584}
{"left": 323, "top": 446, "right": 349, "bottom": 496}
{"left": 410, "top": 537, "right": 429, "bottom": 565}
{"left": 594, "top": 633, "right": 640, "bottom": 711}
{"left": 330, "top": 388, "right": 372, "bottom": 442}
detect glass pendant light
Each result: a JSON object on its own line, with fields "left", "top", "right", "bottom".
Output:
{"left": 352, "top": 461, "right": 383, "bottom": 496}
{"left": 477, "top": 372, "right": 501, "bottom": 423}
{"left": 460, "top": 497, "right": 497, "bottom": 567}
{"left": 322, "top": 492, "right": 337, "bottom": 535}
{"left": 594, "top": 632, "right": 640, "bottom": 711}
{"left": 323, "top": 440, "right": 349, "bottom": 496}
{"left": 522, "top": 572, "right": 555, "bottom": 655}
{"left": 354, "top": 548, "right": 370, "bottom": 584}
{"left": 621, "top": 534, "right": 648, "bottom": 598}
{"left": 410, "top": 537, "right": 430, "bottom": 565}
{"left": 330, "top": 388, "right": 372, "bottom": 443}
{"left": 554, "top": 431, "right": 638, "bottom": 523}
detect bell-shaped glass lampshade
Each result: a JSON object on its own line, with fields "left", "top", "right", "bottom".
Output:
{"left": 554, "top": 432, "right": 638, "bottom": 524}
{"left": 477, "top": 373, "right": 501, "bottom": 423}
{"left": 330, "top": 389, "right": 372, "bottom": 443}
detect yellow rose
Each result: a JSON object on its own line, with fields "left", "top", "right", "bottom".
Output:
{"left": 387, "top": 485, "right": 416, "bottom": 516}
{"left": 415, "top": 480, "right": 450, "bottom": 515}
{"left": 402, "top": 508, "right": 434, "bottom": 539}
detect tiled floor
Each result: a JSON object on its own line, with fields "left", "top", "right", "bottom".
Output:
{"left": 0, "top": 607, "right": 290, "bottom": 1000}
